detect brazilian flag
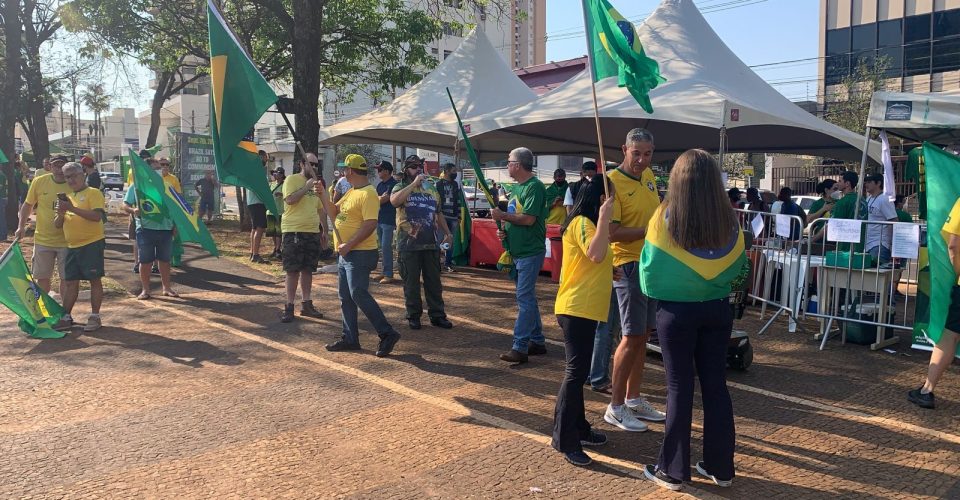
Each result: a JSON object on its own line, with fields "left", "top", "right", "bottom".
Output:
{"left": 0, "top": 243, "right": 65, "bottom": 339}
{"left": 131, "top": 151, "right": 219, "bottom": 257}
{"left": 207, "top": 0, "right": 278, "bottom": 216}
{"left": 452, "top": 187, "right": 471, "bottom": 266}
{"left": 582, "top": 0, "right": 665, "bottom": 113}
{"left": 921, "top": 143, "right": 960, "bottom": 356}
{"left": 640, "top": 206, "right": 746, "bottom": 302}
{"left": 0, "top": 149, "right": 8, "bottom": 163}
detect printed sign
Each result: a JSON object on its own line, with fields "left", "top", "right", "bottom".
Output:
{"left": 884, "top": 101, "right": 913, "bottom": 121}
{"left": 826, "top": 219, "right": 862, "bottom": 243}
{"left": 178, "top": 133, "right": 220, "bottom": 213}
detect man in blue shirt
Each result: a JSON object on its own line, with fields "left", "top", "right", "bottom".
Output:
{"left": 374, "top": 160, "right": 398, "bottom": 284}
{"left": 123, "top": 175, "right": 178, "bottom": 299}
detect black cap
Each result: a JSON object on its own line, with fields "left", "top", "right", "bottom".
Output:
{"left": 581, "top": 161, "right": 598, "bottom": 171}
{"left": 50, "top": 154, "right": 69, "bottom": 163}
{"left": 375, "top": 160, "right": 394, "bottom": 172}
{"left": 138, "top": 149, "right": 153, "bottom": 159}
{"left": 865, "top": 173, "right": 884, "bottom": 183}
{"left": 403, "top": 154, "right": 423, "bottom": 166}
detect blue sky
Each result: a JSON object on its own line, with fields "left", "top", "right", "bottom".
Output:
{"left": 547, "top": 0, "right": 821, "bottom": 102}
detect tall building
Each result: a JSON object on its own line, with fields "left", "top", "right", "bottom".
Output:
{"left": 819, "top": 0, "right": 960, "bottom": 103}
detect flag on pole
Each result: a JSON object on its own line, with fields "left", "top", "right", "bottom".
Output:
{"left": 921, "top": 143, "right": 960, "bottom": 356}
{"left": 582, "top": 0, "right": 665, "bottom": 113}
{"left": 445, "top": 88, "right": 498, "bottom": 220}
{"left": 0, "top": 149, "right": 9, "bottom": 163}
{"left": 131, "top": 151, "right": 219, "bottom": 257}
{"left": 123, "top": 144, "right": 163, "bottom": 184}
{"left": 452, "top": 187, "right": 471, "bottom": 266}
{"left": 0, "top": 242, "right": 66, "bottom": 339}
{"left": 879, "top": 131, "right": 897, "bottom": 201}
{"left": 207, "top": 0, "right": 279, "bottom": 216}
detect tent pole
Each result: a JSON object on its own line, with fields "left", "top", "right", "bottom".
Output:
{"left": 718, "top": 126, "right": 727, "bottom": 170}
{"left": 854, "top": 127, "right": 872, "bottom": 220}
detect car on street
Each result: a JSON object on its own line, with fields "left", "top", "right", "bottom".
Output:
{"left": 462, "top": 186, "right": 492, "bottom": 218}
{"left": 102, "top": 172, "right": 124, "bottom": 191}
{"left": 792, "top": 195, "right": 820, "bottom": 212}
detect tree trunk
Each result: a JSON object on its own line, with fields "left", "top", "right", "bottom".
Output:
{"left": 291, "top": 0, "right": 323, "bottom": 158}
{"left": 236, "top": 187, "right": 248, "bottom": 230}
{"left": 21, "top": 2, "right": 50, "bottom": 163}
{"left": 2, "top": 0, "right": 23, "bottom": 232}
{"left": 145, "top": 71, "right": 175, "bottom": 148}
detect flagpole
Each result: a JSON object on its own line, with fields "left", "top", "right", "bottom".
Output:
{"left": 580, "top": 1, "right": 610, "bottom": 199}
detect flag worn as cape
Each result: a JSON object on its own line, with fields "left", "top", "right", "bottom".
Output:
{"left": 131, "top": 151, "right": 219, "bottom": 257}
{"left": 0, "top": 242, "right": 65, "bottom": 339}
{"left": 640, "top": 205, "right": 746, "bottom": 302}
{"left": 207, "top": 0, "right": 279, "bottom": 216}
{"left": 922, "top": 143, "right": 960, "bottom": 356}
{"left": 582, "top": 0, "right": 665, "bottom": 113}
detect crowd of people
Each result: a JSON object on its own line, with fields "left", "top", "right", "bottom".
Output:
{"left": 3, "top": 125, "right": 958, "bottom": 492}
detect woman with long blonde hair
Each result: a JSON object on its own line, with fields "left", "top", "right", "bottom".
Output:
{"left": 639, "top": 149, "right": 746, "bottom": 491}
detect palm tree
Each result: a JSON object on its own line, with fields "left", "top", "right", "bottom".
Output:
{"left": 81, "top": 83, "right": 111, "bottom": 161}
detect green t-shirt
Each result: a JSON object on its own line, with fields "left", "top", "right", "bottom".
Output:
{"left": 897, "top": 209, "right": 913, "bottom": 223}
{"left": 392, "top": 180, "right": 440, "bottom": 252}
{"left": 809, "top": 197, "right": 829, "bottom": 234}
{"left": 505, "top": 176, "right": 548, "bottom": 258}
{"left": 904, "top": 147, "right": 926, "bottom": 220}
{"left": 830, "top": 191, "right": 866, "bottom": 252}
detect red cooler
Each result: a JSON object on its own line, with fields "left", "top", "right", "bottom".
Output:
{"left": 469, "top": 218, "right": 562, "bottom": 282}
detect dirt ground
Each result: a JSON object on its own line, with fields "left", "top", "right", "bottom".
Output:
{"left": 1, "top": 220, "right": 958, "bottom": 499}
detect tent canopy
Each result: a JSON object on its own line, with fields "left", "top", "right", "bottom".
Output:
{"left": 867, "top": 91, "right": 960, "bottom": 144}
{"left": 318, "top": 29, "right": 537, "bottom": 152}
{"left": 465, "top": 0, "right": 880, "bottom": 164}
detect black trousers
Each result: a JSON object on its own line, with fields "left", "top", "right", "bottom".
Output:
{"left": 656, "top": 299, "right": 736, "bottom": 481}
{"left": 398, "top": 249, "right": 446, "bottom": 320}
{"left": 551, "top": 314, "right": 598, "bottom": 453}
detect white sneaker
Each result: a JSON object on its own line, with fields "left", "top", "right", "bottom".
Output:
{"left": 696, "top": 461, "right": 732, "bottom": 487}
{"left": 627, "top": 398, "right": 666, "bottom": 422}
{"left": 83, "top": 315, "right": 102, "bottom": 332}
{"left": 604, "top": 404, "right": 648, "bottom": 432}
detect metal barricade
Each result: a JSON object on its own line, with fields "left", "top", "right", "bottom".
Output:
{"left": 803, "top": 218, "right": 925, "bottom": 350}
{"left": 734, "top": 208, "right": 808, "bottom": 335}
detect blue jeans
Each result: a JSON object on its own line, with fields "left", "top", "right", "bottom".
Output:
{"left": 444, "top": 218, "right": 459, "bottom": 266}
{"left": 0, "top": 198, "right": 7, "bottom": 240}
{"left": 512, "top": 252, "right": 546, "bottom": 353}
{"left": 377, "top": 223, "right": 395, "bottom": 278}
{"left": 589, "top": 295, "right": 620, "bottom": 388}
{"left": 338, "top": 249, "right": 396, "bottom": 345}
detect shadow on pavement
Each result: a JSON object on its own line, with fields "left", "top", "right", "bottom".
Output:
{"left": 27, "top": 326, "right": 243, "bottom": 369}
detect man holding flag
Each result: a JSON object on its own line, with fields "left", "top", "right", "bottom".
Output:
{"left": 908, "top": 144, "right": 960, "bottom": 410}
{"left": 124, "top": 159, "right": 178, "bottom": 300}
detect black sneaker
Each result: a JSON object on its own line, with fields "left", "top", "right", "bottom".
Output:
{"left": 151, "top": 264, "right": 160, "bottom": 275}
{"left": 643, "top": 464, "right": 682, "bottom": 491}
{"left": 300, "top": 300, "right": 324, "bottom": 318}
{"left": 325, "top": 338, "right": 361, "bottom": 352}
{"left": 499, "top": 349, "right": 528, "bottom": 364}
{"left": 133, "top": 263, "right": 140, "bottom": 274}
{"left": 908, "top": 387, "right": 935, "bottom": 409}
{"left": 695, "top": 461, "right": 732, "bottom": 487}
{"left": 280, "top": 304, "right": 295, "bottom": 323}
{"left": 407, "top": 317, "right": 422, "bottom": 330}
{"left": 528, "top": 343, "right": 547, "bottom": 356}
{"left": 251, "top": 254, "right": 269, "bottom": 264}
{"left": 376, "top": 332, "right": 401, "bottom": 357}
{"left": 563, "top": 450, "right": 592, "bottom": 466}
{"left": 580, "top": 430, "right": 608, "bottom": 447}
{"left": 430, "top": 317, "right": 453, "bottom": 329}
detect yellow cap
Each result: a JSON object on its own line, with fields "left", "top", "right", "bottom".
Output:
{"left": 344, "top": 154, "right": 367, "bottom": 172}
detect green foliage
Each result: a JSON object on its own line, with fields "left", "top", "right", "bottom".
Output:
{"left": 823, "top": 56, "right": 891, "bottom": 136}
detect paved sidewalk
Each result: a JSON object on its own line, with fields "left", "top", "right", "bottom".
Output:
{"left": 1, "top": 232, "right": 959, "bottom": 498}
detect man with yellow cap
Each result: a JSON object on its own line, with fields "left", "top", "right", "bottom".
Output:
{"left": 318, "top": 153, "right": 401, "bottom": 357}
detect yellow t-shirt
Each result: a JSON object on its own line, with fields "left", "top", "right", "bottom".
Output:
{"left": 609, "top": 167, "right": 660, "bottom": 266}
{"left": 335, "top": 185, "right": 379, "bottom": 251}
{"left": 555, "top": 216, "right": 614, "bottom": 322}
{"left": 546, "top": 205, "right": 567, "bottom": 225}
{"left": 64, "top": 187, "right": 106, "bottom": 248}
{"left": 280, "top": 173, "right": 321, "bottom": 233}
{"left": 163, "top": 173, "right": 182, "bottom": 193}
{"left": 25, "top": 174, "right": 68, "bottom": 247}
{"left": 942, "top": 198, "right": 960, "bottom": 285}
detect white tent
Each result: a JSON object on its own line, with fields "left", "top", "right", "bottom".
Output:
{"left": 466, "top": 0, "right": 881, "bottom": 163}
{"left": 318, "top": 29, "right": 538, "bottom": 152}
{"left": 866, "top": 91, "right": 960, "bottom": 144}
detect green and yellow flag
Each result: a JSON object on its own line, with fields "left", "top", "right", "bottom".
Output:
{"left": 131, "top": 151, "right": 219, "bottom": 257}
{"left": 0, "top": 149, "right": 9, "bottom": 163}
{"left": 207, "top": 0, "right": 278, "bottom": 216}
{"left": 921, "top": 143, "right": 960, "bottom": 356}
{"left": 582, "top": 0, "right": 665, "bottom": 113}
{"left": 0, "top": 242, "right": 65, "bottom": 339}
{"left": 640, "top": 206, "right": 746, "bottom": 302}
{"left": 452, "top": 187, "right": 471, "bottom": 266}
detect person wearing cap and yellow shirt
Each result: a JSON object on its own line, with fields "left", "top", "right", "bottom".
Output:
{"left": 15, "top": 155, "right": 70, "bottom": 301}
{"left": 318, "top": 153, "right": 401, "bottom": 357}
{"left": 278, "top": 152, "right": 327, "bottom": 323}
